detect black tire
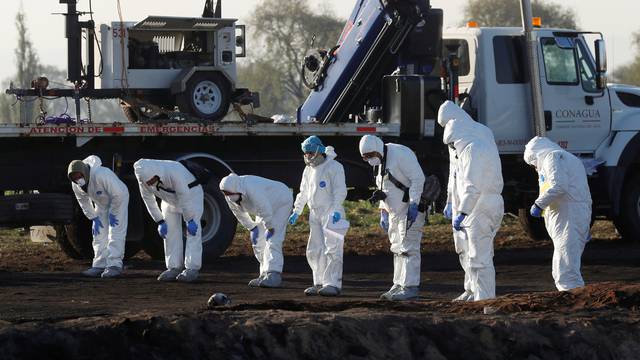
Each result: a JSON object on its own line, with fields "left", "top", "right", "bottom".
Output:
{"left": 177, "top": 72, "right": 231, "bottom": 121}
{"left": 64, "top": 204, "right": 142, "bottom": 260}
{"left": 141, "top": 175, "right": 238, "bottom": 263}
{"left": 518, "top": 208, "right": 550, "bottom": 241}
{"left": 613, "top": 171, "right": 640, "bottom": 242}
{"left": 52, "top": 225, "right": 84, "bottom": 260}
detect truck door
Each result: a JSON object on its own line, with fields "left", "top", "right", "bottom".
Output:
{"left": 538, "top": 35, "right": 611, "bottom": 152}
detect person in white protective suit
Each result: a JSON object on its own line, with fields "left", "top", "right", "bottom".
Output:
{"left": 219, "top": 173, "right": 293, "bottom": 288}
{"left": 438, "top": 100, "right": 498, "bottom": 301}
{"left": 442, "top": 106, "right": 504, "bottom": 301}
{"left": 68, "top": 155, "right": 129, "bottom": 278}
{"left": 524, "top": 136, "right": 592, "bottom": 291}
{"left": 289, "top": 136, "right": 349, "bottom": 297}
{"left": 134, "top": 159, "right": 204, "bottom": 283}
{"left": 359, "top": 135, "right": 426, "bottom": 301}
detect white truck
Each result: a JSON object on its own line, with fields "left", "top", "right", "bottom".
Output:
{"left": 442, "top": 24, "right": 640, "bottom": 241}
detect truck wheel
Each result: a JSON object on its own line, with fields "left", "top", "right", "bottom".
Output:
{"left": 613, "top": 171, "right": 640, "bottom": 242}
{"left": 63, "top": 219, "right": 142, "bottom": 260}
{"left": 178, "top": 72, "right": 230, "bottom": 121}
{"left": 52, "top": 225, "right": 84, "bottom": 260}
{"left": 141, "top": 176, "right": 237, "bottom": 263}
{"left": 518, "top": 208, "right": 550, "bottom": 241}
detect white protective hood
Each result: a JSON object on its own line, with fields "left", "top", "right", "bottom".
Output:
{"left": 524, "top": 136, "right": 563, "bottom": 169}
{"left": 358, "top": 135, "right": 384, "bottom": 157}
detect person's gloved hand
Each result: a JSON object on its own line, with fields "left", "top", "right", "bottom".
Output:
{"left": 407, "top": 202, "right": 419, "bottom": 228}
{"left": 266, "top": 228, "right": 275, "bottom": 240}
{"left": 288, "top": 213, "right": 299, "bottom": 225}
{"left": 453, "top": 213, "right": 467, "bottom": 231}
{"left": 380, "top": 209, "right": 389, "bottom": 232}
{"left": 443, "top": 202, "right": 453, "bottom": 220}
{"left": 530, "top": 204, "right": 543, "bottom": 218}
{"left": 250, "top": 226, "right": 259, "bottom": 244}
{"left": 157, "top": 220, "right": 168, "bottom": 238}
{"left": 186, "top": 219, "right": 198, "bottom": 236}
{"left": 332, "top": 211, "right": 341, "bottom": 224}
{"left": 92, "top": 217, "right": 104, "bottom": 236}
{"left": 108, "top": 213, "right": 119, "bottom": 227}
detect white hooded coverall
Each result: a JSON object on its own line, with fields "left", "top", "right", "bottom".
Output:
{"left": 134, "top": 159, "right": 204, "bottom": 271}
{"left": 293, "top": 147, "right": 348, "bottom": 289}
{"left": 360, "top": 136, "right": 426, "bottom": 288}
{"left": 72, "top": 155, "right": 129, "bottom": 269}
{"left": 220, "top": 174, "right": 293, "bottom": 276}
{"left": 438, "top": 100, "right": 497, "bottom": 299}
{"left": 443, "top": 113, "right": 504, "bottom": 301}
{"left": 524, "top": 136, "right": 592, "bottom": 291}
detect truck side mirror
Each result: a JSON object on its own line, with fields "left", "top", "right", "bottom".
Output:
{"left": 595, "top": 39, "right": 607, "bottom": 90}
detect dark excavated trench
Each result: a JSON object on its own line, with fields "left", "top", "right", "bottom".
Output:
{"left": 2, "top": 283, "right": 640, "bottom": 360}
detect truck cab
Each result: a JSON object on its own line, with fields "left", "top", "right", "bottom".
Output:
{"left": 444, "top": 25, "right": 640, "bottom": 241}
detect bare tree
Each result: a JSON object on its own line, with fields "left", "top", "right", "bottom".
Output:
{"left": 239, "top": 0, "right": 344, "bottom": 116}
{"left": 612, "top": 31, "right": 640, "bottom": 86}
{"left": 463, "top": 0, "right": 577, "bottom": 29}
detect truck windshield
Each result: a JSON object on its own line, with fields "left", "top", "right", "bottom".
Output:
{"left": 575, "top": 39, "right": 599, "bottom": 93}
{"left": 541, "top": 37, "right": 579, "bottom": 85}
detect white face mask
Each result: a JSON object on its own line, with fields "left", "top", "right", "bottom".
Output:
{"left": 75, "top": 178, "right": 86, "bottom": 187}
{"left": 226, "top": 194, "right": 241, "bottom": 203}
{"left": 367, "top": 157, "right": 381, "bottom": 167}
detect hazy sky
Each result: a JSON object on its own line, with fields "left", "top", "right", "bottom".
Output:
{"left": 0, "top": 0, "right": 636, "bottom": 84}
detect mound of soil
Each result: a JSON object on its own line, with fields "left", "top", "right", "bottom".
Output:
{"left": 1, "top": 283, "right": 639, "bottom": 360}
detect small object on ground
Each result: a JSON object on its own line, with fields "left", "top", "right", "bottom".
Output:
{"left": 207, "top": 293, "right": 231, "bottom": 308}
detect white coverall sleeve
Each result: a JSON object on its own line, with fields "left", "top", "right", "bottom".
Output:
{"left": 535, "top": 152, "right": 569, "bottom": 209}
{"left": 250, "top": 189, "right": 276, "bottom": 229}
{"left": 227, "top": 201, "right": 257, "bottom": 230}
{"left": 331, "top": 164, "right": 348, "bottom": 212}
{"left": 172, "top": 173, "right": 198, "bottom": 222}
{"left": 402, "top": 152, "right": 425, "bottom": 204}
{"left": 292, "top": 168, "right": 309, "bottom": 215}
{"left": 101, "top": 174, "right": 127, "bottom": 217}
{"left": 445, "top": 156, "right": 455, "bottom": 204}
{"left": 139, "top": 183, "right": 164, "bottom": 223}
{"left": 72, "top": 184, "right": 97, "bottom": 219}
{"left": 457, "top": 145, "right": 483, "bottom": 215}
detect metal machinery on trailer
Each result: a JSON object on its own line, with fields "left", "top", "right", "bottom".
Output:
{"left": 3, "top": 0, "right": 639, "bottom": 263}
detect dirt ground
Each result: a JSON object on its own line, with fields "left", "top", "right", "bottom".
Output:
{"left": 0, "top": 220, "right": 639, "bottom": 359}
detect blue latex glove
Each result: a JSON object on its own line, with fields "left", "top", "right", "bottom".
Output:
{"left": 108, "top": 213, "right": 119, "bottom": 227}
{"left": 332, "top": 211, "right": 341, "bottom": 224}
{"left": 288, "top": 213, "right": 299, "bottom": 225}
{"left": 186, "top": 219, "right": 198, "bottom": 236}
{"left": 443, "top": 202, "right": 453, "bottom": 220}
{"left": 92, "top": 217, "right": 104, "bottom": 236}
{"left": 453, "top": 213, "right": 467, "bottom": 231}
{"left": 266, "top": 228, "right": 275, "bottom": 240}
{"left": 407, "top": 202, "right": 419, "bottom": 227}
{"left": 157, "top": 220, "right": 168, "bottom": 238}
{"left": 250, "top": 226, "right": 259, "bottom": 245}
{"left": 380, "top": 210, "right": 389, "bottom": 232}
{"left": 530, "top": 204, "right": 543, "bottom": 218}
